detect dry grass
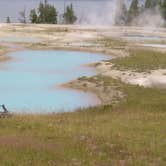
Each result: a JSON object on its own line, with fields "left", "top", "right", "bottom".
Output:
{"left": 0, "top": 77, "right": 165, "bottom": 166}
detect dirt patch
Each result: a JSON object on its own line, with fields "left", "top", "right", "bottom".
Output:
{"left": 63, "top": 77, "right": 124, "bottom": 105}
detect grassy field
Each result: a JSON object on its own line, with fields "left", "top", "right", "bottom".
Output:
{"left": 110, "top": 49, "right": 166, "bottom": 72}
{"left": 0, "top": 32, "right": 165, "bottom": 165}
{"left": 0, "top": 76, "right": 165, "bottom": 166}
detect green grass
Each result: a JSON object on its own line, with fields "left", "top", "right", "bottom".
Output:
{"left": 0, "top": 76, "right": 165, "bottom": 166}
{"left": 110, "top": 49, "right": 166, "bottom": 72}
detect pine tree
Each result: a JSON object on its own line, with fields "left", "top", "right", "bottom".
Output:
{"left": 63, "top": 4, "right": 77, "bottom": 24}
{"left": 30, "top": 9, "right": 38, "bottom": 23}
{"left": 44, "top": 3, "right": 57, "bottom": 24}
{"left": 145, "top": 0, "right": 161, "bottom": 9}
{"left": 6, "top": 16, "right": 11, "bottom": 23}
{"left": 128, "top": 0, "right": 139, "bottom": 23}
{"left": 38, "top": 2, "right": 45, "bottom": 23}
{"left": 30, "top": 0, "right": 57, "bottom": 24}
{"left": 161, "top": 0, "right": 166, "bottom": 20}
{"left": 115, "top": 0, "right": 128, "bottom": 25}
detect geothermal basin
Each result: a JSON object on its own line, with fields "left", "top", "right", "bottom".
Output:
{"left": 0, "top": 50, "right": 109, "bottom": 113}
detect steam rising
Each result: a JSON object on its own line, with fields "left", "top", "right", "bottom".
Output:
{"left": 131, "top": 7, "right": 165, "bottom": 27}
{"left": 77, "top": 0, "right": 165, "bottom": 27}
{"left": 77, "top": 1, "right": 118, "bottom": 26}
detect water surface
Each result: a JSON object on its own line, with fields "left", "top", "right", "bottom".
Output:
{"left": 0, "top": 50, "right": 109, "bottom": 113}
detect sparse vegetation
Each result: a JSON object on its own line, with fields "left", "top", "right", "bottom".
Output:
{"left": 110, "top": 49, "right": 166, "bottom": 72}
{"left": 98, "top": 37, "right": 127, "bottom": 49}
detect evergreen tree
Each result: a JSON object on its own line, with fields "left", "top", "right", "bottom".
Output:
{"left": 30, "top": 9, "right": 38, "bottom": 23}
{"left": 115, "top": 0, "right": 128, "bottom": 25}
{"left": 128, "top": 0, "right": 139, "bottom": 23}
{"left": 44, "top": 4, "right": 57, "bottom": 24}
{"left": 161, "top": 0, "right": 166, "bottom": 20}
{"left": 38, "top": 1, "right": 46, "bottom": 23}
{"left": 145, "top": 0, "right": 162, "bottom": 9}
{"left": 30, "top": 0, "right": 57, "bottom": 24}
{"left": 63, "top": 4, "right": 77, "bottom": 24}
{"left": 6, "top": 16, "right": 11, "bottom": 23}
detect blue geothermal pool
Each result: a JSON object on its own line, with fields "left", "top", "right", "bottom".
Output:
{"left": 0, "top": 50, "right": 109, "bottom": 113}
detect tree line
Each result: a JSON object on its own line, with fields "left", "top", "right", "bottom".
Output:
{"left": 115, "top": 0, "right": 166, "bottom": 26}
{"left": 5, "top": 0, "right": 166, "bottom": 26}
{"left": 6, "top": 0, "right": 77, "bottom": 24}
